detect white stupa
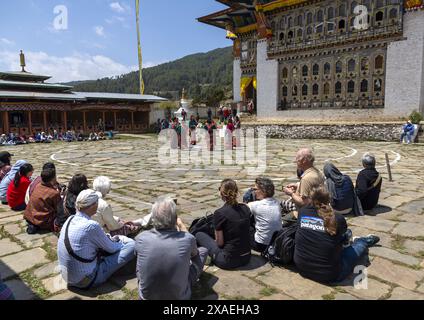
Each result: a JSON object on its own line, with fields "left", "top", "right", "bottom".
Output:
{"left": 174, "top": 88, "right": 193, "bottom": 122}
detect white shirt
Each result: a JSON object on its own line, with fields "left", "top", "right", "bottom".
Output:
{"left": 248, "top": 198, "right": 282, "bottom": 246}
{"left": 91, "top": 192, "right": 123, "bottom": 232}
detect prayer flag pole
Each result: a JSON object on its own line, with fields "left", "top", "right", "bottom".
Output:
{"left": 135, "top": 0, "right": 145, "bottom": 94}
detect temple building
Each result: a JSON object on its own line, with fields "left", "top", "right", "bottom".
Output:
{"left": 0, "top": 51, "right": 166, "bottom": 135}
{"left": 199, "top": 0, "right": 424, "bottom": 120}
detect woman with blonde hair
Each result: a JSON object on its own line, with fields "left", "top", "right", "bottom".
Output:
{"left": 293, "top": 187, "right": 380, "bottom": 283}
{"left": 195, "top": 179, "right": 251, "bottom": 269}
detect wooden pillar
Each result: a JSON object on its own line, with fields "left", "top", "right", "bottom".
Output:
{"left": 28, "top": 111, "right": 33, "bottom": 135}
{"left": 83, "top": 111, "right": 87, "bottom": 132}
{"left": 131, "top": 111, "right": 134, "bottom": 131}
{"left": 4, "top": 112, "right": 9, "bottom": 134}
{"left": 43, "top": 111, "right": 47, "bottom": 132}
{"left": 63, "top": 111, "right": 68, "bottom": 132}
{"left": 102, "top": 111, "right": 106, "bottom": 130}
{"left": 113, "top": 111, "right": 117, "bottom": 130}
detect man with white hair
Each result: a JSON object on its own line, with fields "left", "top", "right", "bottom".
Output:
{"left": 282, "top": 148, "right": 325, "bottom": 219}
{"left": 355, "top": 153, "right": 382, "bottom": 211}
{"left": 135, "top": 196, "right": 208, "bottom": 300}
{"left": 57, "top": 189, "right": 135, "bottom": 290}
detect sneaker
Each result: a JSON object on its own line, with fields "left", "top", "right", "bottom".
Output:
{"left": 353, "top": 234, "right": 380, "bottom": 247}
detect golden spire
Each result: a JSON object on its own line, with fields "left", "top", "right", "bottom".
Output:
{"left": 19, "top": 50, "right": 26, "bottom": 72}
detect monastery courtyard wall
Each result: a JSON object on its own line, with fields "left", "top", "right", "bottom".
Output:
{"left": 0, "top": 135, "right": 424, "bottom": 300}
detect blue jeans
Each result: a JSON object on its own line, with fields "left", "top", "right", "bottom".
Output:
{"left": 337, "top": 238, "right": 369, "bottom": 282}
{"left": 91, "top": 240, "right": 136, "bottom": 288}
{"left": 400, "top": 132, "right": 413, "bottom": 143}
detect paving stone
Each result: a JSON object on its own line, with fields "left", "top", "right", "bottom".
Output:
{"left": 334, "top": 293, "right": 359, "bottom": 300}
{"left": 3, "top": 223, "right": 23, "bottom": 235}
{"left": 369, "top": 246, "right": 421, "bottom": 267}
{"left": 417, "top": 283, "right": 424, "bottom": 293}
{"left": 33, "top": 262, "right": 60, "bottom": 279}
{"left": 349, "top": 216, "right": 397, "bottom": 233}
{"left": 0, "top": 214, "right": 24, "bottom": 225}
{"left": 238, "top": 255, "right": 272, "bottom": 277}
{"left": 388, "top": 287, "right": 424, "bottom": 300}
{"left": 47, "top": 291, "right": 96, "bottom": 300}
{"left": 392, "top": 222, "right": 424, "bottom": 238}
{"left": 367, "top": 257, "right": 424, "bottom": 290}
{"left": 210, "top": 271, "right": 264, "bottom": 299}
{"left": 3, "top": 279, "right": 37, "bottom": 300}
{"left": 42, "top": 274, "right": 68, "bottom": 294}
{"left": 0, "top": 248, "right": 49, "bottom": 279}
{"left": 260, "top": 293, "right": 294, "bottom": 300}
{"left": 336, "top": 277, "right": 391, "bottom": 300}
{"left": 397, "top": 199, "right": 424, "bottom": 214}
{"left": 402, "top": 239, "right": 424, "bottom": 256}
{"left": 257, "top": 268, "right": 333, "bottom": 300}
{"left": 0, "top": 238, "right": 24, "bottom": 257}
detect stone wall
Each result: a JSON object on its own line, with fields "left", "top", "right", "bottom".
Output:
{"left": 385, "top": 10, "right": 424, "bottom": 117}
{"left": 242, "top": 123, "right": 413, "bottom": 142}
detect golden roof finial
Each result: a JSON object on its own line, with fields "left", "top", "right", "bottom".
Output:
{"left": 19, "top": 50, "right": 26, "bottom": 72}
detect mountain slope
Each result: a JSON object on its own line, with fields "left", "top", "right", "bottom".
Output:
{"left": 68, "top": 47, "right": 233, "bottom": 100}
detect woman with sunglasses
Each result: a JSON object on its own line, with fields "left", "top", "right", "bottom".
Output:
{"left": 196, "top": 179, "right": 251, "bottom": 270}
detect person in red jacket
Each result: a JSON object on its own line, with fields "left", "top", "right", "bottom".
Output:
{"left": 7, "top": 163, "right": 34, "bottom": 211}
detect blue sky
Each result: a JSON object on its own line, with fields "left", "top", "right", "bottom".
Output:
{"left": 0, "top": 0, "right": 230, "bottom": 82}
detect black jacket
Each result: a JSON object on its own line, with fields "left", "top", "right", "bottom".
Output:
{"left": 355, "top": 168, "right": 382, "bottom": 210}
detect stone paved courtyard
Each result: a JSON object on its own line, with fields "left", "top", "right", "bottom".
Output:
{"left": 1, "top": 134, "right": 424, "bottom": 300}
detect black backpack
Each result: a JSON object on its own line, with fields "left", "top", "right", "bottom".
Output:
{"left": 262, "top": 223, "right": 297, "bottom": 266}
{"left": 189, "top": 212, "right": 215, "bottom": 239}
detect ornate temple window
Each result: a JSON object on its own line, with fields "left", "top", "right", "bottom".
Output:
{"left": 297, "top": 15, "right": 303, "bottom": 27}
{"left": 313, "top": 64, "right": 320, "bottom": 76}
{"left": 313, "top": 83, "right": 319, "bottom": 95}
{"left": 324, "top": 62, "right": 331, "bottom": 75}
{"left": 376, "top": 0, "right": 385, "bottom": 8}
{"left": 348, "top": 80, "right": 355, "bottom": 93}
{"left": 317, "top": 10, "right": 324, "bottom": 23}
{"left": 292, "top": 85, "right": 298, "bottom": 97}
{"left": 302, "top": 65, "right": 309, "bottom": 77}
{"left": 375, "top": 55, "right": 384, "bottom": 70}
{"left": 335, "top": 81, "right": 342, "bottom": 94}
{"left": 302, "top": 84, "right": 308, "bottom": 96}
{"left": 338, "top": 19, "right": 346, "bottom": 30}
{"left": 288, "top": 30, "right": 294, "bottom": 39}
{"left": 288, "top": 17, "right": 293, "bottom": 28}
{"left": 307, "top": 12, "right": 313, "bottom": 24}
{"left": 389, "top": 8, "right": 398, "bottom": 20}
{"left": 279, "top": 32, "right": 285, "bottom": 41}
{"left": 360, "top": 79, "right": 368, "bottom": 93}
{"left": 336, "top": 61, "right": 343, "bottom": 74}
{"left": 323, "top": 83, "right": 330, "bottom": 95}
{"left": 376, "top": 11, "right": 384, "bottom": 23}
{"left": 361, "top": 58, "right": 370, "bottom": 72}
{"left": 282, "top": 67, "right": 288, "bottom": 79}
{"left": 363, "top": 0, "right": 372, "bottom": 10}
{"left": 328, "top": 7, "right": 335, "bottom": 20}
{"left": 293, "top": 66, "right": 298, "bottom": 78}
{"left": 282, "top": 86, "right": 288, "bottom": 97}
{"left": 348, "top": 59, "right": 356, "bottom": 72}
{"left": 316, "top": 25, "right": 323, "bottom": 33}
{"left": 339, "top": 4, "right": 347, "bottom": 17}
{"left": 307, "top": 26, "right": 313, "bottom": 37}
{"left": 280, "top": 17, "right": 285, "bottom": 30}
{"left": 297, "top": 29, "right": 303, "bottom": 39}
{"left": 374, "top": 79, "right": 382, "bottom": 93}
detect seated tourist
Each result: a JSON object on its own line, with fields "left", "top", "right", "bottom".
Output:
{"left": 0, "top": 134, "right": 7, "bottom": 145}
{"left": 247, "top": 177, "right": 282, "bottom": 253}
{"left": 0, "top": 273, "right": 14, "bottom": 300}
{"left": 400, "top": 119, "right": 415, "bottom": 144}
{"left": 323, "top": 163, "right": 355, "bottom": 215}
{"left": 135, "top": 196, "right": 208, "bottom": 300}
{"left": 0, "top": 160, "right": 28, "bottom": 205}
{"left": 56, "top": 174, "right": 89, "bottom": 231}
{"left": 196, "top": 179, "right": 251, "bottom": 270}
{"left": 7, "top": 163, "right": 34, "bottom": 211}
{"left": 58, "top": 189, "right": 135, "bottom": 289}
{"left": 294, "top": 187, "right": 380, "bottom": 284}
{"left": 355, "top": 153, "right": 382, "bottom": 212}
{"left": 0, "top": 151, "right": 13, "bottom": 184}
{"left": 282, "top": 148, "right": 325, "bottom": 219}
{"left": 92, "top": 176, "right": 140, "bottom": 236}
{"left": 24, "top": 168, "right": 64, "bottom": 234}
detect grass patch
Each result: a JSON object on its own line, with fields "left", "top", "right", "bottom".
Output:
{"left": 42, "top": 240, "right": 57, "bottom": 262}
{"left": 121, "top": 288, "right": 139, "bottom": 300}
{"left": 391, "top": 235, "right": 406, "bottom": 252}
{"left": 322, "top": 293, "right": 336, "bottom": 300}
{"left": 260, "top": 287, "right": 278, "bottom": 297}
{"left": 19, "top": 271, "right": 51, "bottom": 299}
{"left": 0, "top": 225, "right": 28, "bottom": 249}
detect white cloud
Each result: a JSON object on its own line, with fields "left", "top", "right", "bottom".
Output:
{"left": 0, "top": 50, "right": 138, "bottom": 83}
{"left": 110, "top": 2, "right": 125, "bottom": 13}
{"left": 0, "top": 38, "right": 15, "bottom": 46}
{"left": 94, "top": 26, "right": 106, "bottom": 37}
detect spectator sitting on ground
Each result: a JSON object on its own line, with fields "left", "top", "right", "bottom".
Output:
{"left": 55, "top": 174, "right": 89, "bottom": 232}
{"left": 0, "top": 134, "right": 7, "bottom": 145}
{"left": 281, "top": 148, "right": 325, "bottom": 220}
{"left": 58, "top": 189, "right": 135, "bottom": 290}
{"left": 323, "top": 162, "right": 355, "bottom": 215}
{"left": 25, "top": 163, "right": 64, "bottom": 205}
{"left": 24, "top": 167, "right": 64, "bottom": 234}
{"left": 0, "top": 160, "right": 27, "bottom": 205}
{"left": 135, "top": 196, "right": 208, "bottom": 300}
{"left": 92, "top": 176, "right": 141, "bottom": 236}
{"left": 400, "top": 119, "right": 415, "bottom": 144}
{"left": 355, "top": 153, "right": 382, "bottom": 212}
{"left": 293, "top": 187, "right": 380, "bottom": 284}
{"left": 7, "top": 163, "right": 34, "bottom": 211}
{"left": 89, "top": 132, "right": 99, "bottom": 141}
{"left": 196, "top": 179, "right": 251, "bottom": 270}
{"left": 246, "top": 177, "right": 282, "bottom": 253}
{"left": 0, "top": 151, "right": 13, "bottom": 184}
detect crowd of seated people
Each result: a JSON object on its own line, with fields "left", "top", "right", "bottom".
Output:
{"left": 0, "top": 147, "right": 386, "bottom": 300}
